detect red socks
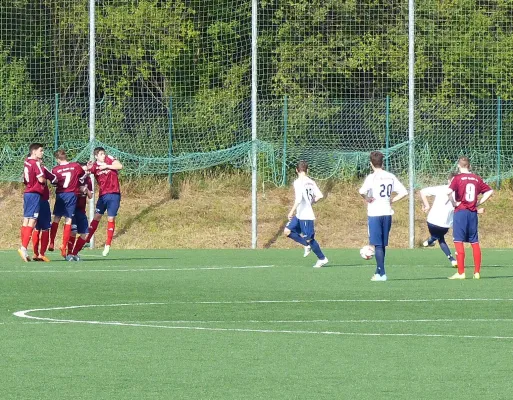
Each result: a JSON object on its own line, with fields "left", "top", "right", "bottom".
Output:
{"left": 454, "top": 242, "right": 465, "bottom": 274}
{"left": 86, "top": 219, "right": 100, "bottom": 243}
{"left": 21, "top": 226, "right": 33, "bottom": 249}
{"left": 72, "top": 237, "right": 88, "bottom": 256}
{"left": 454, "top": 242, "right": 482, "bottom": 274}
{"left": 61, "top": 224, "right": 72, "bottom": 256}
{"left": 32, "top": 230, "right": 40, "bottom": 256}
{"left": 67, "top": 235, "right": 77, "bottom": 255}
{"left": 106, "top": 221, "right": 115, "bottom": 245}
{"left": 40, "top": 230, "right": 50, "bottom": 256}
{"left": 471, "top": 243, "right": 482, "bottom": 274}
{"left": 50, "top": 222, "right": 59, "bottom": 245}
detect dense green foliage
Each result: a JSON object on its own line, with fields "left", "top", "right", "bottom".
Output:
{"left": 1, "top": 0, "right": 513, "bottom": 184}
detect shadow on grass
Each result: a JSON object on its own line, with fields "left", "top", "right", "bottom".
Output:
{"left": 78, "top": 257, "right": 176, "bottom": 262}
{"left": 393, "top": 275, "right": 513, "bottom": 281}
{"left": 113, "top": 196, "right": 173, "bottom": 241}
{"left": 263, "top": 178, "right": 336, "bottom": 249}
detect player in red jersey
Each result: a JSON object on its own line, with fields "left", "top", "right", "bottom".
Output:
{"left": 447, "top": 157, "right": 493, "bottom": 280}
{"left": 49, "top": 149, "right": 85, "bottom": 259}
{"left": 19, "top": 143, "right": 46, "bottom": 262}
{"left": 68, "top": 170, "right": 93, "bottom": 261}
{"left": 85, "top": 147, "right": 123, "bottom": 257}
{"left": 32, "top": 165, "right": 57, "bottom": 262}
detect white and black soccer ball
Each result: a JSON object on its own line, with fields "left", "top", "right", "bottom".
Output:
{"left": 360, "top": 245, "right": 375, "bottom": 260}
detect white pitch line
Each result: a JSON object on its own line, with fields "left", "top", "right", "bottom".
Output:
{"left": 12, "top": 302, "right": 513, "bottom": 341}
{"left": 126, "top": 318, "right": 513, "bottom": 324}
{"left": 170, "top": 298, "right": 513, "bottom": 304}
{"left": 0, "top": 265, "right": 275, "bottom": 273}
{"left": 12, "top": 313, "right": 513, "bottom": 341}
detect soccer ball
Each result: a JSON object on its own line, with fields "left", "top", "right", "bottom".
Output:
{"left": 360, "top": 245, "right": 375, "bottom": 260}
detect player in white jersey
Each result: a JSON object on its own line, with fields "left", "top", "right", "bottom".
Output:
{"left": 420, "top": 173, "right": 458, "bottom": 268}
{"left": 283, "top": 160, "right": 328, "bottom": 268}
{"left": 359, "top": 151, "right": 407, "bottom": 281}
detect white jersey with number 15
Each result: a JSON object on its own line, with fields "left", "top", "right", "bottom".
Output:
{"left": 359, "top": 170, "right": 407, "bottom": 217}
{"left": 294, "top": 176, "right": 322, "bottom": 220}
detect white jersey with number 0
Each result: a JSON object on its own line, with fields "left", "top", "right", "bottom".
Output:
{"left": 294, "top": 176, "right": 322, "bottom": 220}
{"left": 420, "top": 184, "right": 454, "bottom": 228}
{"left": 359, "top": 170, "right": 407, "bottom": 217}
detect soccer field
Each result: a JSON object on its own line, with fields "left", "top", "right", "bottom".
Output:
{"left": 1, "top": 249, "right": 512, "bottom": 399}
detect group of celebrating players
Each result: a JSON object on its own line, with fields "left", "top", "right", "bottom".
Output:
{"left": 285, "top": 152, "right": 493, "bottom": 280}
{"left": 19, "top": 143, "right": 123, "bottom": 262}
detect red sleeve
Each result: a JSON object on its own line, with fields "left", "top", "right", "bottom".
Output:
{"left": 479, "top": 179, "right": 492, "bottom": 194}
{"left": 34, "top": 161, "right": 44, "bottom": 177}
{"left": 449, "top": 176, "right": 459, "bottom": 191}
{"left": 105, "top": 155, "right": 115, "bottom": 165}
{"left": 44, "top": 167, "right": 57, "bottom": 183}
{"left": 89, "top": 163, "right": 97, "bottom": 174}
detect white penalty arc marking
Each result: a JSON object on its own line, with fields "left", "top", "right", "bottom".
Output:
{"left": 0, "top": 265, "right": 275, "bottom": 273}
{"left": 12, "top": 301, "right": 513, "bottom": 340}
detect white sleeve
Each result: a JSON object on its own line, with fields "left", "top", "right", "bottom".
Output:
{"left": 420, "top": 186, "right": 438, "bottom": 197}
{"left": 313, "top": 181, "right": 323, "bottom": 198}
{"left": 393, "top": 175, "right": 408, "bottom": 195}
{"left": 293, "top": 181, "right": 303, "bottom": 204}
{"left": 358, "top": 175, "right": 372, "bottom": 195}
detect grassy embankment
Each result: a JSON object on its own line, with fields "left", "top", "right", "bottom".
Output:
{"left": 1, "top": 173, "right": 512, "bottom": 249}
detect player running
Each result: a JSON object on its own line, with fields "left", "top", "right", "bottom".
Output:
{"left": 85, "top": 147, "right": 123, "bottom": 257}
{"left": 32, "top": 165, "right": 57, "bottom": 262}
{"left": 447, "top": 157, "right": 493, "bottom": 280}
{"left": 283, "top": 160, "right": 328, "bottom": 268}
{"left": 18, "top": 143, "right": 46, "bottom": 262}
{"left": 49, "top": 150, "right": 85, "bottom": 258}
{"left": 359, "top": 151, "right": 408, "bottom": 281}
{"left": 419, "top": 174, "right": 458, "bottom": 268}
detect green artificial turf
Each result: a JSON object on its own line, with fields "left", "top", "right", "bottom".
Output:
{"left": 1, "top": 248, "right": 512, "bottom": 399}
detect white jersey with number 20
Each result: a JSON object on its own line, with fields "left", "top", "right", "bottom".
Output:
{"left": 359, "top": 170, "right": 407, "bottom": 217}
{"left": 294, "top": 176, "right": 322, "bottom": 220}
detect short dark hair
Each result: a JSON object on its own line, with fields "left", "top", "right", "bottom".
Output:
{"left": 296, "top": 160, "right": 308, "bottom": 173}
{"left": 370, "top": 151, "right": 384, "bottom": 168}
{"left": 28, "top": 143, "right": 43, "bottom": 154}
{"left": 54, "top": 149, "right": 67, "bottom": 160}
{"left": 94, "top": 147, "right": 105, "bottom": 156}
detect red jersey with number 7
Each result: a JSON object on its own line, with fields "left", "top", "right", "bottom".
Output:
{"left": 449, "top": 173, "right": 491, "bottom": 212}
{"left": 52, "top": 162, "right": 85, "bottom": 195}
{"left": 89, "top": 155, "right": 120, "bottom": 196}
